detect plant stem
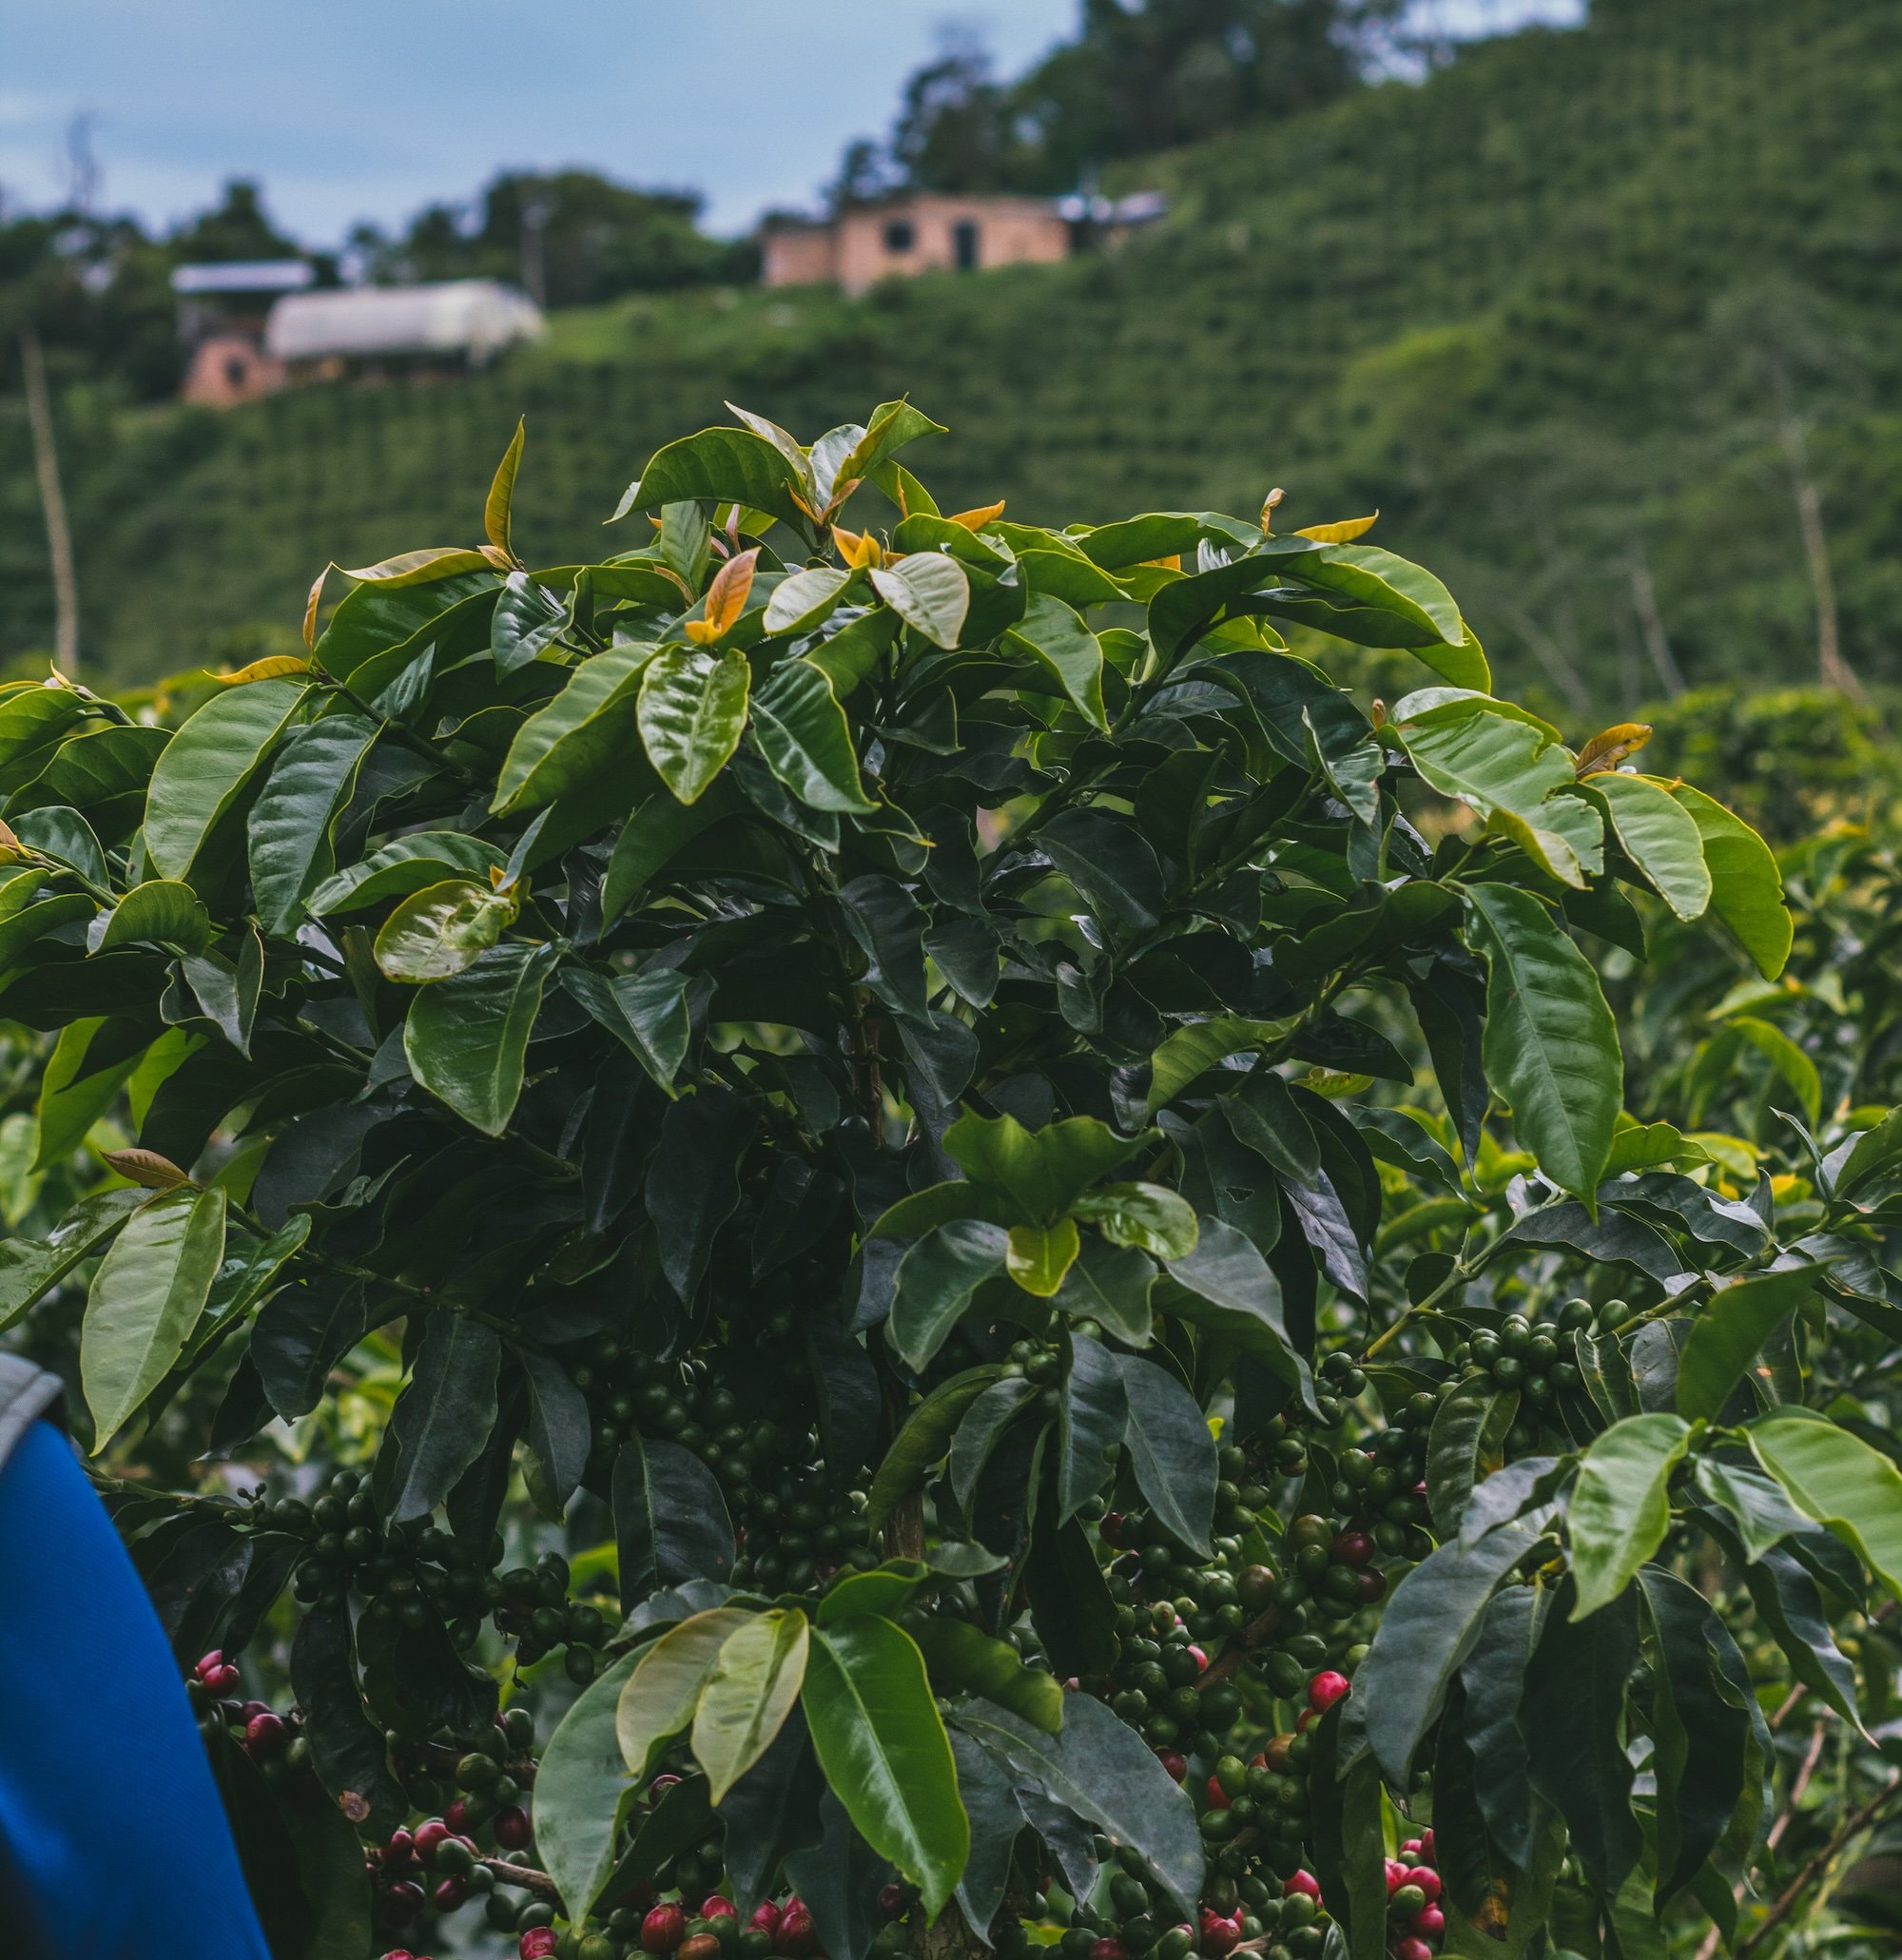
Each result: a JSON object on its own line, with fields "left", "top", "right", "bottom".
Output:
{"left": 1731, "top": 1774, "right": 1898, "bottom": 1960}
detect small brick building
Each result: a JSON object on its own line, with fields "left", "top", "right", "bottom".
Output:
{"left": 762, "top": 194, "right": 1074, "bottom": 296}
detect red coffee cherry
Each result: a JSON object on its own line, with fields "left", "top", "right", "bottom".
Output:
{"left": 1283, "top": 1871, "right": 1323, "bottom": 1902}
{"left": 774, "top": 1902, "right": 819, "bottom": 1957}
{"left": 641, "top": 1905, "right": 687, "bottom": 1953}
{"left": 1308, "top": 1670, "right": 1351, "bottom": 1712}
{"left": 495, "top": 1805, "right": 533, "bottom": 1850}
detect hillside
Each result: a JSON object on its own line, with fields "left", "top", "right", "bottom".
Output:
{"left": 10, "top": 0, "right": 1902, "bottom": 709}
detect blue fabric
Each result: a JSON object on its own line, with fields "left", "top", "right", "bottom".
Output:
{"left": 0, "top": 1420, "right": 273, "bottom": 1960}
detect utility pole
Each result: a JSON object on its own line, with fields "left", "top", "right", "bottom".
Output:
{"left": 18, "top": 326, "right": 79, "bottom": 676}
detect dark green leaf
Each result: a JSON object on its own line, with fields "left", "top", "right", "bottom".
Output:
{"left": 614, "top": 1432, "right": 736, "bottom": 1593}
{"left": 403, "top": 941, "right": 557, "bottom": 1135}
{"left": 377, "top": 1313, "right": 501, "bottom": 1523}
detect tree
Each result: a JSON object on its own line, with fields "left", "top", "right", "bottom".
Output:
{"left": 2, "top": 399, "right": 1897, "bottom": 1960}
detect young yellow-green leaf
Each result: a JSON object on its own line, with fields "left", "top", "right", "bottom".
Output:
{"left": 1465, "top": 883, "right": 1621, "bottom": 1204}
{"left": 803, "top": 1617, "right": 969, "bottom": 1920}
{"left": 534, "top": 1649, "right": 640, "bottom": 1927}
{"left": 1588, "top": 771, "right": 1711, "bottom": 922}
{"left": 692, "top": 1609, "right": 810, "bottom": 1802}
{"left": 374, "top": 880, "right": 516, "bottom": 984}
{"left": 637, "top": 645, "right": 751, "bottom": 805}
{"left": 144, "top": 677, "right": 306, "bottom": 882}
{"left": 1568, "top": 1412, "right": 1692, "bottom": 1619}
{"left": 485, "top": 417, "right": 526, "bottom": 558}
{"left": 403, "top": 941, "right": 557, "bottom": 1135}
{"left": 615, "top": 1607, "right": 758, "bottom": 1778}
{"left": 492, "top": 642, "right": 657, "bottom": 817}
{"left": 943, "top": 1112, "right": 1150, "bottom": 1222}
{"left": 97, "top": 881, "right": 211, "bottom": 954}
{"left": 750, "top": 660, "right": 876, "bottom": 814}
{"left": 1657, "top": 781, "right": 1792, "bottom": 980}
{"left": 1006, "top": 1217, "right": 1080, "bottom": 1297}
{"left": 871, "top": 553, "right": 970, "bottom": 650}
{"left": 80, "top": 1185, "right": 227, "bottom": 1447}
{"left": 1749, "top": 1413, "right": 1902, "bottom": 1601}
{"left": 763, "top": 566, "right": 852, "bottom": 635}
{"left": 1070, "top": 1183, "right": 1199, "bottom": 1261}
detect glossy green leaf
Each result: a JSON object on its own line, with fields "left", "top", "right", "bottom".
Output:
{"left": 1355, "top": 1520, "right": 1543, "bottom": 1783}
{"left": 1569, "top": 1412, "right": 1692, "bottom": 1618}
{"left": 764, "top": 566, "right": 853, "bottom": 634}
{"left": 493, "top": 642, "right": 656, "bottom": 816}
{"left": 373, "top": 879, "right": 515, "bottom": 983}
{"left": 616, "top": 1607, "right": 758, "bottom": 1777}
{"left": 1659, "top": 781, "right": 1791, "bottom": 980}
{"left": 750, "top": 660, "right": 875, "bottom": 814}
{"left": 80, "top": 1185, "right": 227, "bottom": 1446}
{"left": 562, "top": 965, "right": 695, "bottom": 1096}
{"left": 97, "top": 880, "right": 210, "bottom": 954}
{"left": 305, "top": 831, "right": 505, "bottom": 916}
{"left": 1678, "top": 1265, "right": 1818, "bottom": 1423}
{"left": 943, "top": 1111, "right": 1147, "bottom": 1223}
{"left": 866, "top": 1368, "right": 1003, "bottom": 1529}
{"left": 693, "top": 1609, "right": 810, "bottom": 1802}
{"left": 637, "top": 644, "right": 750, "bottom": 805}
{"left": 1426, "top": 1377, "right": 1519, "bottom": 1538}
{"left": 1070, "top": 1182, "right": 1198, "bottom": 1260}
{"left": 1116, "top": 1353, "right": 1216, "bottom": 1557}
{"left": 1147, "top": 1017, "right": 1296, "bottom": 1114}
{"left": 144, "top": 678, "right": 306, "bottom": 881}
{"left": 0, "top": 1187, "right": 142, "bottom": 1331}
{"left": 534, "top": 1649, "right": 641, "bottom": 1925}
{"left": 803, "top": 1617, "right": 968, "bottom": 1919}
{"left": 1006, "top": 1217, "right": 1079, "bottom": 1297}
{"left": 950, "top": 1694, "right": 1201, "bottom": 1919}
{"left": 1749, "top": 1412, "right": 1902, "bottom": 1601}
{"left": 1005, "top": 592, "right": 1108, "bottom": 728}
{"left": 1058, "top": 1332, "right": 1128, "bottom": 1522}
{"left": 907, "top": 1616, "right": 1064, "bottom": 1733}
{"left": 1731, "top": 1015, "right": 1821, "bottom": 1127}
{"left": 889, "top": 1221, "right": 1009, "bottom": 1370}
{"left": 1589, "top": 770, "right": 1711, "bottom": 922}
{"left": 870, "top": 553, "right": 969, "bottom": 650}
{"left": 403, "top": 941, "right": 557, "bottom": 1135}
{"left": 614, "top": 426, "right": 817, "bottom": 533}
{"left": 1464, "top": 882, "right": 1621, "bottom": 1202}
{"left": 377, "top": 1312, "right": 501, "bottom": 1522}
{"left": 613, "top": 1432, "right": 736, "bottom": 1596}
{"left": 246, "top": 714, "right": 379, "bottom": 935}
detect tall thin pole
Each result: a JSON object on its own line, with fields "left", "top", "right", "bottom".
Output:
{"left": 18, "top": 326, "right": 79, "bottom": 676}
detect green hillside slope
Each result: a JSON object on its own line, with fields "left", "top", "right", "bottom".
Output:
{"left": 12, "top": 0, "right": 1902, "bottom": 705}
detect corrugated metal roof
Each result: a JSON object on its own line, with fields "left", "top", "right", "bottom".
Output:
{"left": 171, "top": 260, "right": 315, "bottom": 296}
{"left": 264, "top": 280, "right": 544, "bottom": 361}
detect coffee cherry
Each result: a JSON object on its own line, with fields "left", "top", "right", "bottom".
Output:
{"left": 433, "top": 1875, "right": 470, "bottom": 1911}
{"left": 495, "top": 1804, "right": 533, "bottom": 1850}
{"left": 243, "top": 1710, "right": 287, "bottom": 1756}
{"left": 774, "top": 1904, "right": 819, "bottom": 1958}
{"left": 384, "top": 1880, "right": 425, "bottom": 1922}
{"left": 1308, "top": 1671, "right": 1350, "bottom": 1712}
{"left": 1283, "top": 1871, "right": 1322, "bottom": 1901}
{"left": 1089, "top": 1944, "right": 1131, "bottom": 1960}
{"left": 415, "top": 1818, "right": 452, "bottom": 1861}
{"left": 679, "top": 1939, "right": 722, "bottom": 1960}
{"left": 644, "top": 1906, "right": 688, "bottom": 1953}
{"left": 1393, "top": 1942, "right": 1433, "bottom": 1960}
{"left": 521, "top": 1934, "right": 559, "bottom": 1960}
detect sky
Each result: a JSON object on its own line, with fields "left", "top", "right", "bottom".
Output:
{"left": 0, "top": 0, "right": 1584, "bottom": 248}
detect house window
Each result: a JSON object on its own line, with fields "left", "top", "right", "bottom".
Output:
{"left": 952, "top": 220, "right": 980, "bottom": 270}
{"left": 883, "top": 219, "right": 915, "bottom": 254}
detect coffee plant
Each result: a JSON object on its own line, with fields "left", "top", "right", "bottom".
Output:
{"left": 4, "top": 402, "right": 1902, "bottom": 1960}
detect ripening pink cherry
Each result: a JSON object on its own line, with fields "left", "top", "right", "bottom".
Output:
{"left": 1307, "top": 1670, "right": 1350, "bottom": 1712}
{"left": 1283, "top": 1871, "right": 1322, "bottom": 1901}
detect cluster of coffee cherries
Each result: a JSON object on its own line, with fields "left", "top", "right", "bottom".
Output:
{"left": 371, "top": 1814, "right": 510, "bottom": 1931}
{"left": 255, "top": 1466, "right": 613, "bottom": 1680}
{"left": 1101, "top": 1579, "right": 1252, "bottom": 1756}
{"left": 1382, "top": 1832, "right": 1444, "bottom": 1960}
{"left": 1040, "top": 1835, "right": 1329, "bottom": 1960}
{"left": 508, "top": 1890, "right": 828, "bottom": 1960}
{"left": 730, "top": 1463, "right": 875, "bottom": 1595}
{"left": 574, "top": 1346, "right": 762, "bottom": 1499}
{"left": 1450, "top": 1298, "right": 1599, "bottom": 1457}
{"left": 188, "top": 1650, "right": 320, "bottom": 1788}
{"left": 1194, "top": 1677, "right": 1348, "bottom": 1890}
